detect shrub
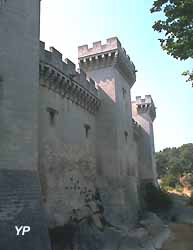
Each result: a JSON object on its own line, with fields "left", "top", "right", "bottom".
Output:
{"left": 161, "top": 175, "right": 179, "bottom": 189}
{"left": 143, "top": 182, "right": 173, "bottom": 213}
{"left": 175, "top": 184, "right": 183, "bottom": 193}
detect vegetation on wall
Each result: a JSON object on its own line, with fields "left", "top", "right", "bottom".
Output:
{"left": 150, "top": 0, "right": 193, "bottom": 86}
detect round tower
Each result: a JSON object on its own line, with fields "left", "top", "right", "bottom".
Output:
{"left": 0, "top": 1, "right": 51, "bottom": 249}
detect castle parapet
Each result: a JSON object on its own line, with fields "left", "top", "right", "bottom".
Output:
{"left": 135, "top": 95, "right": 156, "bottom": 121}
{"left": 40, "top": 41, "right": 100, "bottom": 114}
{"left": 78, "top": 37, "right": 136, "bottom": 87}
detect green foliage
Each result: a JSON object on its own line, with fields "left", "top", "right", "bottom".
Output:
{"left": 150, "top": 0, "right": 193, "bottom": 85}
{"left": 182, "top": 70, "right": 193, "bottom": 86}
{"left": 156, "top": 143, "right": 193, "bottom": 190}
{"left": 161, "top": 175, "right": 180, "bottom": 188}
{"left": 143, "top": 183, "right": 173, "bottom": 212}
{"left": 175, "top": 184, "right": 183, "bottom": 193}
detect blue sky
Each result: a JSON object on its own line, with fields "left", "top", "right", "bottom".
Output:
{"left": 40, "top": 0, "right": 193, "bottom": 151}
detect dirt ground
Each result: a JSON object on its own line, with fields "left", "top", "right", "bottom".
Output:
{"left": 161, "top": 223, "right": 193, "bottom": 250}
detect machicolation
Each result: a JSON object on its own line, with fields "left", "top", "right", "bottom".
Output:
{"left": 40, "top": 41, "right": 101, "bottom": 114}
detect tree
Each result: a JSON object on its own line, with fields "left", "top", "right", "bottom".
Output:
{"left": 150, "top": 0, "right": 193, "bottom": 86}
{"left": 156, "top": 143, "right": 193, "bottom": 189}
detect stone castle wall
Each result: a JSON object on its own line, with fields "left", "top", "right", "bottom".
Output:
{"left": 38, "top": 39, "right": 144, "bottom": 229}
{"left": 0, "top": 1, "right": 157, "bottom": 247}
{"left": 78, "top": 38, "right": 141, "bottom": 226}
{"left": 133, "top": 120, "right": 154, "bottom": 181}
{"left": 132, "top": 96, "right": 157, "bottom": 183}
{"left": 39, "top": 43, "right": 101, "bottom": 227}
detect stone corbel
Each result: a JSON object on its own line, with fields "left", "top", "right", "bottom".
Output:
{"left": 71, "top": 84, "right": 78, "bottom": 99}
{"left": 65, "top": 82, "right": 73, "bottom": 100}
{"left": 55, "top": 77, "right": 63, "bottom": 94}
{"left": 75, "top": 88, "right": 82, "bottom": 105}
{"left": 79, "top": 90, "right": 85, "bottom": 108}
{"left": 53, "top": 73, "right": 61, "bottom": 91}
{"left": 40, "top": 66, "right": 51, "bottom": 87}
{"left": 87, "top": 97, "right": 92, "bottom": 112}
{"left": 59, "top": 78, "right": 67, "bottom": 96}
{"left": 61, "top": 79, "right": 70, "bottom": 98}
{"left": 90, "top": 98, "right": 96, "bottom": 113}
{"left": 48, "top": 69, "right": 57, "bottom": 90}
{"left": 0, "top": 0, "right": 6, "bottom": 9}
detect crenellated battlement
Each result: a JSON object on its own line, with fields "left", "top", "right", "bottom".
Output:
{"left": 78, "top": 37, "right": 136, "bottom": 87}
{"left": 135, "top": 95, "right": 156, "bottom": 121}
{"left": 78, "top": 37, "right": 123, "bottom": 58}
{"left": 40, "top": 41, "right": 100, "bottom": 114}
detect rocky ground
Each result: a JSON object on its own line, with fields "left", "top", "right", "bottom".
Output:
{"left": 49, "top": 192, "right": 193, "bottom": 250}
{"left": 160, "top": 193, "right": 193, "bottom": 250}
{"left": 76, "top": 211, "right": 171, "bottom": 250}
{"left": 122, "top": 192, "right": 193, "bottom": 250}
{"left": 161, "top": 223, "right": 193, "bottom": 250}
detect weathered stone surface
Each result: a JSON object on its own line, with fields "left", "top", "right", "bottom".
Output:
{"left": 132, "top": 96, "right": 157, "bottom": 184}
{"left": 0, "top": 1, "right": 51, "bottom": 249}
{"left": 0, "top": 170, "right": 51, "bottom": 250}
{"left": 0, "top": 1, "right": 158, "bottom": 249}
{"left": 0, "top": 0, "right": 6, "bottom": 9}
{"left": 74, "top": 213, "right": 170, "bottom": 250}
{"left": 140, "top": 212, "right": 164, "bottom": 236}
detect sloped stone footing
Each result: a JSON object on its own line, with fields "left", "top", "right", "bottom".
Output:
{"left": 69, "top": 212, "right": 170, "bottom": 250}
{"left": 0, "top": 170, "right": 51, "bottom": 250}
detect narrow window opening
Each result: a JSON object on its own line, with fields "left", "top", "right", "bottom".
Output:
{"left": 124, "top": 131, "right": 128, "bottom": 142}
{"left": 47, "top": 107, "right": 58, "bottom": 126}
{"left": 84, "top": 124, "right": 91, "bottom": 138}
{"left": 122, "top": 88, "right": 126, "bottom": 98}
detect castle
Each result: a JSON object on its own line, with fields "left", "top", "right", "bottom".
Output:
{"left": 0, "top": 1, "right": 157, "bottom": 250}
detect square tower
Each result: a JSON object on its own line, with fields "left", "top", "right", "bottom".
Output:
{"left": 78, "top": 37, "right": 137, "bottom": 178}
{"left": 132, "top": 95, "right": 157, "bottom": 183}
{"left": 0, "top": 1, "right": 50, "bottom": 249}
{"left": 78, "top": 38, "right": 139, "bottom": 225}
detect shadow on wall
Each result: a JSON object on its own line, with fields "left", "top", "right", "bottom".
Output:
{"left": 95, "top": 83, "right": 117, "bottom": 176}
{"left": 133, "top": 123, "right": 153, "bottom": 180}
{"left": 49, "top": 222, "right": 77, "bottom": 250}
{"left": 95, "top": 81, "right": 134, "bottom": 177}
